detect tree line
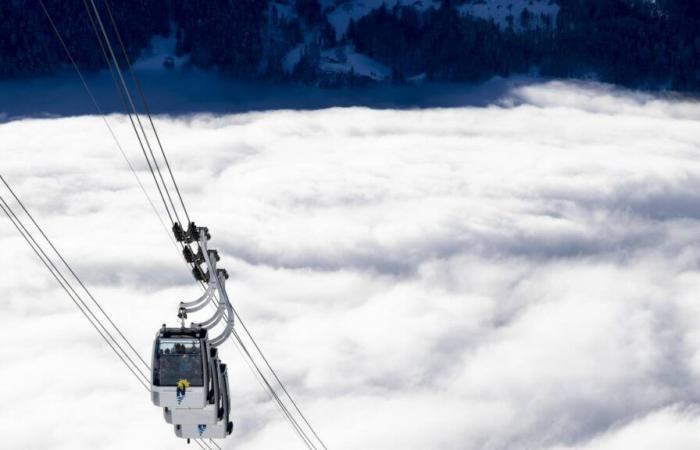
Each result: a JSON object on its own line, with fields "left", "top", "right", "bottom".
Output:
{"left": 0, "top": 0, "right": 698, "bottom": 91}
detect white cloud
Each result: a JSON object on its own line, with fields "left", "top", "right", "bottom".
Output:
{"left": 1, "top": 81, "right": 700, "bottom": 449}
{"left": 545, "top": 405, "right": 700, "bottom": 450}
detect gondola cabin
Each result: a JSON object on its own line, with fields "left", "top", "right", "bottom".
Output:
{"left": 151, "top": 326, "right": 234, "bottom": 439}
{"left": 151, "top": 326, "right": 210, "bottom": 409}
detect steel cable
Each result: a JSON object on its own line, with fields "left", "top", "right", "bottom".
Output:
{"left": 37, "top": 0, "right": 181, "bottom": 258}
{"left": 0, "top": 194, "right": 151, "bottom": 390}
{"left": 86, "top": 0, "right": 183, "bottom": 228}
{"left": 82, "top": 0, "right": 179, "bottom": 227}
{"left": 101, "top": 0, "right": 192, "bottom": 226}
{"left": 1, "top": 175, "right": 152, "bottom": 370}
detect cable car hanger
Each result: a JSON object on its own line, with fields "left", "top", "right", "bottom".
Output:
{"left": 174, "top": 223, "right": 235, "bottom": 347}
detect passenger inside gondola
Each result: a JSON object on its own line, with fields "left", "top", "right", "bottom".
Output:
{"left": 154, "top": 338, "right": 204, "bottom": 387}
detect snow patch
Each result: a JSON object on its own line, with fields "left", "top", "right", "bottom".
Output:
{"left": 320, "top": 46, "right": 391, "bottom": 80}
{"left": 134, "top": 29, "right": 188, "bottom": 71}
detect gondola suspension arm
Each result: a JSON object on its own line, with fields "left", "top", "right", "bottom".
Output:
{"left": 175, "top": 223, "right": 235, "bottom": 346}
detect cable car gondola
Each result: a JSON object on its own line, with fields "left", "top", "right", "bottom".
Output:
{"left": 151, "top": 326, "right": 210, "bottom": 410}
{"left": 151, "top": 223, "right": 235, "bottom": 440}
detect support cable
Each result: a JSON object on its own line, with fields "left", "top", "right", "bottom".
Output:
{"left": 232, "top": 329, "right": 316, "bottom": 450}
{"left": 0, "top": 175, "right": 151, "bottom": 370}
{"left": 102, "top": 0, "right": 192, "bottom": 225}
{"left": 37, "top": 0, "right": 180, "bottom": 257}
{"left": 79, "top": 0, "right": 204, "bottom": 284}
{"left": 194, "top": 248, "right": 323, "bottom": 448}
{"left": 191, "top": 238, "right": 315, "bottom": 448}
{"left": 234, "top": 311, "right": 327, "bottom": 449}
{"left": 86, "top": 0, "right": 183, "bottom": 227}
{"left": 0, "top": 195, "right": 150, "bottom": 390}
{"left": 81, "top": 0, "right": 179, "bottom": 227}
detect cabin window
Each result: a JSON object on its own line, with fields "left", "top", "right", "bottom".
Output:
{"left": 154, "top": 338, "right": 204, "bottom": 387}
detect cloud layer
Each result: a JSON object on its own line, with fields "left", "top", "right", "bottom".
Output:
{"left": 1, "top": 81, "right": 700, "bottom": 449}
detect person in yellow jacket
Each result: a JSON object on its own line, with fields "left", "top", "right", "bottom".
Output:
{"left": 176, "top": 378, "right": 190, "bottom": 405}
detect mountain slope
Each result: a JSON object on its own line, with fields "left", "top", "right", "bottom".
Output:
{"left": 1, "top": 0, "right": 699, "bottom": 92}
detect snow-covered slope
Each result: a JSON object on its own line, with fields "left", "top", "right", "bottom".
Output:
{"left": 279, "top": 0, "right": 407, "bottom": 81}
{"left": 136, "top": 0, "right": 561, "bottom": 83}
{"left": 320, "top": 0, "right": 559, "bottom": 38}
{"left": 320, "top": 45, "right": 391, "bottom": 80}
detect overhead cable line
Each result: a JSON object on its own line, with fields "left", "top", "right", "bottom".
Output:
{"left": 37, "top": 0, "right": 180, "bottom": 257}
{"left": 0, "top": 175, "right": 152, "bottom": 370}
{"left": 82, "top": 0, "right": 181, "bottom": 227}
{"left": 0, "top": 184, "right": 150, "bottom": 390}
{"left": 234, "top": 313, "right": 327, "bottom": 449}
{"left": 86, "top": 0, "right": 184, "bottom": 227}
{"left": 102, "top": 0, "right": 192, "bottom": 225}
{"left": 80, "top": 0, "right": 207, "bottom": 284}
{"left": 231, "top": 329, "right": 317, "bottom": 449}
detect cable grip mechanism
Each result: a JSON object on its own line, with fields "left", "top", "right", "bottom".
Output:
{"left": 172, "top": 221, "right": 210, "bottom": 244}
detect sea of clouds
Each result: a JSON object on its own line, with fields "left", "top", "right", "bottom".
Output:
{"left": 1, "top": 81, "right": 700, "bottom": 449}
